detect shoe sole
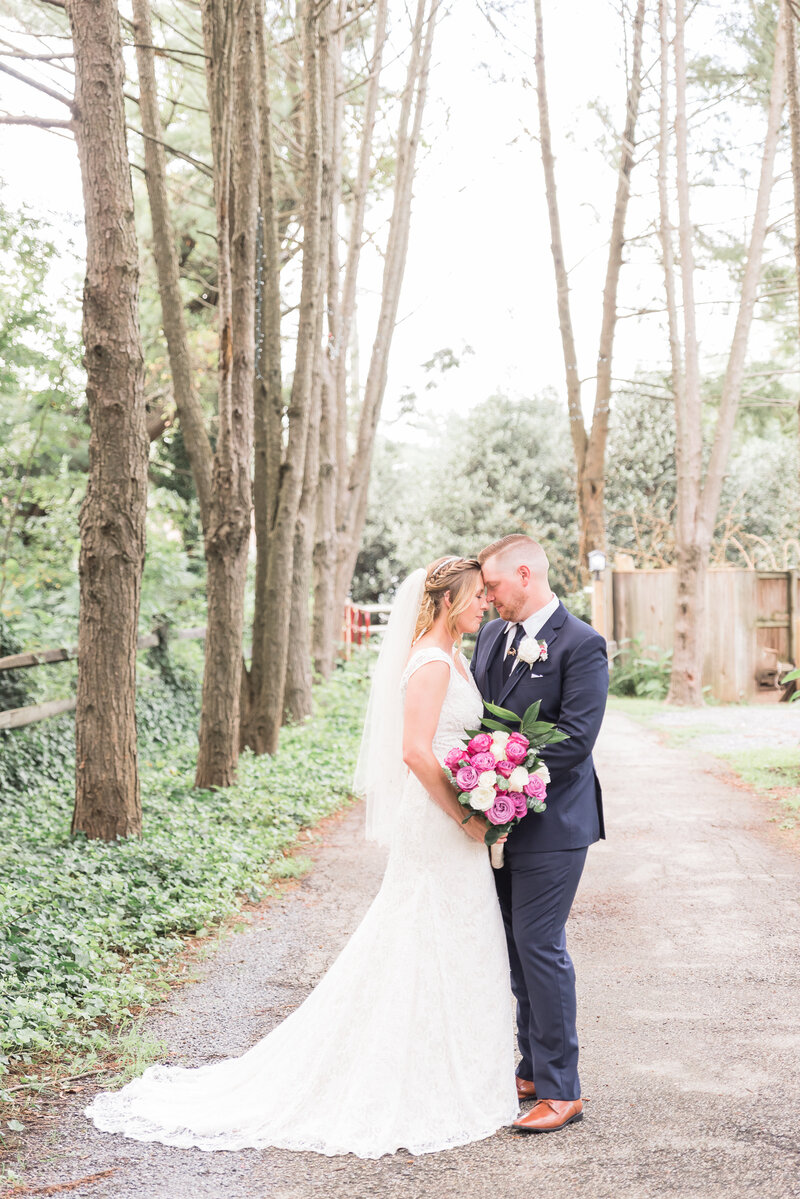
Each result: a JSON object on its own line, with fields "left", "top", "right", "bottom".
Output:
{"left": 512, "top": 1110, "right": 583, "bottom": 1134}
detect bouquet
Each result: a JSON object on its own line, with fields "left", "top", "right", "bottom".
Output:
{"left": 444, "top": 700, "right": 569, "bottom": 869}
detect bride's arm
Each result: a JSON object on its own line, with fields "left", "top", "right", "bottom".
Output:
{"left": 402, "top": 662, "right": 495, "bottom": 845}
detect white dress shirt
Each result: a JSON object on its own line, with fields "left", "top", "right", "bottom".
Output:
{"left": 503, "top": 594, "right": 560, "bottom": 664}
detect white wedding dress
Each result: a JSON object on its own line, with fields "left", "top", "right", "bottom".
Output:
{"left": 85, "top": 647, "right": 518, "bottom": 1158}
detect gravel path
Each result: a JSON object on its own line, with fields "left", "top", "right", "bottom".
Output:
{"left": 8, "top": 708, "right": 800, "bottom": 1199}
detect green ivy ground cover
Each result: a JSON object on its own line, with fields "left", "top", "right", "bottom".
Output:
{"left": 0, "top": 654, "right": 370, "bottom": 1107}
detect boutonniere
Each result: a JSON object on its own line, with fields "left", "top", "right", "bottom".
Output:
{"left": 514, "top": 636, "right": 548, "bottom": 673}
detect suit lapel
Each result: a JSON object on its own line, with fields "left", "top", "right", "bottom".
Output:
{"left": 497, "top": 602, "right": 568, "bottom": 706}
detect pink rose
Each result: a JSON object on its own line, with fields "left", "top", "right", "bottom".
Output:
{"left": 486, "top": 794, "right": 516, "bottom": 825}
{"left": 495, "top": 759, "right": 515, "bottom": 779}
{"left": 508, "top": 731, "right": 530, "bottom": 748}
{"left": 507, "top": 791, "right": 528, "bottom": 818}
{"left": 523, "top": 775, "right": 547, "bottom": 801}
{"left": 455, "top": 764, "right": 480, "bottom": 792}
{"left": 505, "top": 740, "right": 528, "bottom": 765}
{"left": 471, "top": 752, "right": 497, "bottom": 773}
{"left": 468, "top": 733, "right": 492, "bottom": 755}
{"left": 444, "top": 747, "right": 467, "bottom": 771}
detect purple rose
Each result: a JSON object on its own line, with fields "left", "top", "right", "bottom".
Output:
{"left": 468, "top": 733, "right": 493, "bottom": 755}
{"left": 507, "top": 790, "right": 529, "bottom": 818}
{"left": 486, "top": 794, "right": 516, "bottom": 825}
{"left": 505, "top": 739, "right": 528, "bottom": 765}
{"left": 523, "top": 775, "right": 547, "bottom": 801}
{"left": 444, "top": 747, "right": 467, "bottom": 771}
{"left": 495, "top": 759, "right": 515, "bottom": 779}
{"left": 455, "top": 764, "right": 480, "bottom": 792}
{"left": 471, "top": 752, "right": 497, "bottom": 773}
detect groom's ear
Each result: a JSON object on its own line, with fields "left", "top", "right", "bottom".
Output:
{"left": 518, "top": 565, "right": 531, "bottom": 586}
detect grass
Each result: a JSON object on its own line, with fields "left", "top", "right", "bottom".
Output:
{"left": 718, "top": 746, "right": 800, "bottom": 828}
{"left": 0, "top": 653, "right": 370, "bottom": 1140}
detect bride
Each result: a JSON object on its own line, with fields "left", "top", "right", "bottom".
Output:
{"left": 85, "top": 556, "right": 519, "bottom": 1158}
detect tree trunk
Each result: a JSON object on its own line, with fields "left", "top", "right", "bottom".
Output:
{"left": 245, "top": 0, "right": 323, "bottom": 755}
{"left": 333, "top": 0, "right": 438, "bottom": 620}
{"left": 67, "top": 0, "right": 148, "bottom": 839}
{"left": 312, "top": 0, "right": 351, "bottom": 681}
{"left": 241, "top": 0, "right": 284, "bottom": 748}
{"left": 781, "top": 0, "right": 800, "bottom": 486}
{"left": 667, "top": 1, "right": 786, "bottom": 704}
{"left": 285, "top": 4, "right": 339, "bottom": 719}
{"left": 196, "top": 0, "right": 260, "bottom": 785}
{"left": 132, "top": 0, "right": 214, "bottom": 531}
{"left": 534, "top": 0, "right": 645, "bottom": 572}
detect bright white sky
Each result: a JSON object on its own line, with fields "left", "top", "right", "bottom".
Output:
{"left": 0, "top": 0, "right": 783, "bottom": 433}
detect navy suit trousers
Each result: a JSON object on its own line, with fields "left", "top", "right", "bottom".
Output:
{"left": 494, "top": 847, "right": 587, "bottom": 1100}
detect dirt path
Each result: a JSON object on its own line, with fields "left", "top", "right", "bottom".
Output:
{"left": 9, "top": 709, "right": 800, "bottom": 1199}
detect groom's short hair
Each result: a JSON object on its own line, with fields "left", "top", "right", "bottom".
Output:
{"left": 478, "top": 534, "right": 546, "bottom": 569}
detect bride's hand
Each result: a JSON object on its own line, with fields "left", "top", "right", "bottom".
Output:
{"left": 463, "top": 815, "right": 507, "bottom": 845}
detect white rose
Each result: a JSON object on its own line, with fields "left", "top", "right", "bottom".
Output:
{"left": 508, "top": 766, "right": 530, "bottom": 792}
{"left": 478, "top": 770, "right": 497, "bottom": 789}
{"left": 517, "top": 636, "right": 539, "bottom": 665}
{"left": 469, "top": 785, "right": 495, "bottom": 812}
{"left": 533, "top": 763, "right": 551, "bottom": 784}
{"left": 490, "top": 732, "right": 510, "bottom": 760}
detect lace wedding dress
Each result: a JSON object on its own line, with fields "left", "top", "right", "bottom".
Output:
{"left": 85, "top": 647, "right": 518, "bottom": 1158}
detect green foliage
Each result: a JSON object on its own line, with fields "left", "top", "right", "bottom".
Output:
{"left": 781, "top": 668, "right": 800, "bottom": 701}
{"left": 353, "top": 393, "right": 580, "bottom": 602}
{"left": 609, "top": 638, "right": 673, "bottom": 699}
{"left": 0, "top": 656, "right": 369, "bottom": 1094}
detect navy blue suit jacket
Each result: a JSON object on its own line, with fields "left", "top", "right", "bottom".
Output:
{"left": 471, "top": 602, "right": 608, "bottom": 854}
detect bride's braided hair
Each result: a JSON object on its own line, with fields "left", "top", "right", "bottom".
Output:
{"left": 413, "top": 555, "right": 482, "bottom": 645}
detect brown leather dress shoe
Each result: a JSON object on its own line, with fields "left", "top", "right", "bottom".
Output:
{"left": 512, "top": 1098, "right": 583, "bottom": 1133}
{"left": 515, "top": 1077, "right": 537, "bottom": 1100}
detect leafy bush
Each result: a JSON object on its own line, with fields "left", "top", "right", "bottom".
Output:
{"left": 609, "top": 638, "right": 672, "bottom": 699}
{"left": 0, "top": 654, "right": 369, "bottom": 1097}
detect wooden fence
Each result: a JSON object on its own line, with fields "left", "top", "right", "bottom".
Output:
{"left": 610, "top": 567, "right": 799, "bottom": 702}
{"left": 0, "top": 605, "right": 388, "bottom": 731}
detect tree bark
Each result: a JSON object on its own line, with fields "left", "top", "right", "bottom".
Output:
{"left": 195, "top": 0, "right": 260, "bottom": 785}
{"left": 245, "top": 0, "right": 323, "bottom": 755}
{"left": 241, "top": 0, "right": 284, "bottom": 747}
{"left": 312, "top": 0, "right": 352, "bottom": 681}
{"left": 67, "top": 0, "right": 148, "bottom": 839}
{"left": 332, "top": 0, "right": 438, "bottom": 621}
{"left": 534, "top": 0, "right": 645, "bottom": 572}
{"left": 666, "top": 2, "right": 786, "bottom": 704}
{"left": 132, "top": 0, "right": 214, "bottom": 531}
{"left": 782, "top": 0, "right": 800, "bottom": 484}
{"left": 285, "top": 3, "right": 339, "bottom": 720}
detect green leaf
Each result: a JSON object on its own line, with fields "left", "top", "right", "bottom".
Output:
{"left": 521, "top": 700, "right": 542, "bottom": 725}
{"left": 481, "top": 717, "right": 516, "bottom": 733}
{"left": 483, "top": 701, "right": 521, "bottom": 723}
{"left": 483, "top": 824, "right": 506, "bottom": 846}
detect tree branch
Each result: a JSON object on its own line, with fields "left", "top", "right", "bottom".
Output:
{"left": 0, "top": 58, "right": 74, "bottom": 107}
{"left": 0, "top": 113, "right": 73, "bottom": 128}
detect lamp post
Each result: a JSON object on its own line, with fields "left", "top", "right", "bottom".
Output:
{"left": 588, "top": 549, "right": 608, "bottom": 640}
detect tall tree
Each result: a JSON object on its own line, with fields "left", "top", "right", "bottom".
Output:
{"left": 311, "top": 0, "right": 388, "bottom": 680}
{"left": 662, "top": 0, "right": 787, "bottom": 703}
{"left": 242, "top": 0, "right": 323, "bottom": 754}
{"left": 782, "top": 0, "right": 800, "bottom": 479}
{"left": 533, "top": 0, "right": 646, "bottom": 572}
{"left": 66, "top": 0, "right": 149, "bottom": 839}
{"left": 131, "top": 0, "right": 214, "bottom": 530}
{"left": 195, "top": 0, "right": 260, "bottom": 784}
{"left": 330, "top": 0, "right": 440, "bottom": 632}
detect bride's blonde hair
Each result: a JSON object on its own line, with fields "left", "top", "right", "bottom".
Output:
{"left": 413, "top": 556, "right": 482, "bottom": 646}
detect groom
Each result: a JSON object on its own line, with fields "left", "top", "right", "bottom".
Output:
{"left": 471, "top": 534, "right": 608, "bottom": 1133}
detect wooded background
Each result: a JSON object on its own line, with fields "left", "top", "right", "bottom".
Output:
{"left": 0, "top": 0, "right": 798, "bottom": 838}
